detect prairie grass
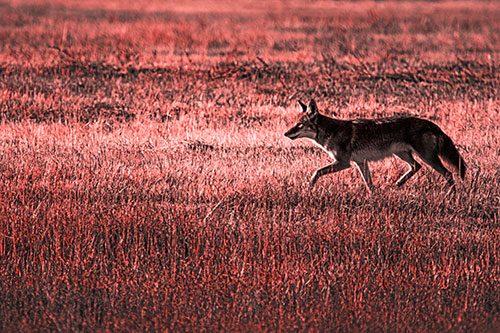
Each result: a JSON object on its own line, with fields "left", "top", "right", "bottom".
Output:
{"left": 0, "top": 0, "right": 500, "bottom": 331}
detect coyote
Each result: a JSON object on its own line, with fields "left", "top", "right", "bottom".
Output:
{"left": 284, "top": 99, "right": 466, "bottom": 192}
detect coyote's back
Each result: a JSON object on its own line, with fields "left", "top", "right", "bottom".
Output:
{"left": 285, "top": 99, "right": 466, "bottom": 192}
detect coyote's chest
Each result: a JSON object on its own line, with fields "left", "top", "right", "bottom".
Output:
{"left": 308, "top": 139, "right": 339, "bottom": 160}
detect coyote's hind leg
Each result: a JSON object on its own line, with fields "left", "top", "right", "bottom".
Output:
{"left": 394, "top": 151, "right": 421, "bottom": 186}
{"left": 416, "top": 152, "right": 455, "bottom": 187}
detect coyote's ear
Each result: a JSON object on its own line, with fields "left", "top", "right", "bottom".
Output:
{"left": 298, "top": 100, "right": 307, "bottom": 113}
{"left": 308, "top": 99, "right": 318, "bottom": 116}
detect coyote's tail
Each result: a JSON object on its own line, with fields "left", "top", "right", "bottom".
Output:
{"left": 438, "top": 132, "right": 466, "bottom": 179}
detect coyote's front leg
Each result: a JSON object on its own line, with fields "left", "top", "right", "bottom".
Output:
{"left": 354, "top": 161, "right": 374, "bottom": 193}
{"left": 310, "top": 162, "right": 350, "bottom": 187}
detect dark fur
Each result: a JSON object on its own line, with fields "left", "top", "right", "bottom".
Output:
{"left": 285, "top": 99, "right": 466, "bottom": 190}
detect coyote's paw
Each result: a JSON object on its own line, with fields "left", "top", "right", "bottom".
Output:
{"left": 310, "top": 173, "right": 319, "bottom": 187}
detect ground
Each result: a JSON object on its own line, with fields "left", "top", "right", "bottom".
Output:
{"left": 0, "top": 1, "right": 499, "bottom": 331}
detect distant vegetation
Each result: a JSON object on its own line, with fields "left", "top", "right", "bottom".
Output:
{"left": 0, "top": 1, "right": 499, "bottom": 331}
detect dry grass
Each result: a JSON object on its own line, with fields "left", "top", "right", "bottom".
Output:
{"left": 1, "top": 0, "right": 500, "bottom": 331}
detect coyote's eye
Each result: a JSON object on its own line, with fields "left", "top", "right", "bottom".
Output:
{"left": 297, "top": 124, "right": 304, "bottom": 129}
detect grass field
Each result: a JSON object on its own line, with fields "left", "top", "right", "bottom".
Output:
{"left": 1, "top": 0, "right": 500, "bottom": 331}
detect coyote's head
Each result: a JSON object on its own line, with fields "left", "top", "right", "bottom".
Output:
{"left": 284, "top": 99, "right": 319, "bottom": 140}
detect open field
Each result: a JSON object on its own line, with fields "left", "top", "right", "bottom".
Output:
{"left": 1, "top": 0, "right": 500, "bottom": 331}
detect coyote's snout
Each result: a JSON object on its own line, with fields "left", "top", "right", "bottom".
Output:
{"left": 285, "top": 99, "right": 466, "bottom": 192}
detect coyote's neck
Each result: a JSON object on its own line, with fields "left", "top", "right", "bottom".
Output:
{"left": 308, "top": 115, "right": 350, "bottom": 160}
{"left": 314, "top": 115, "right": 348, "bottom": 146}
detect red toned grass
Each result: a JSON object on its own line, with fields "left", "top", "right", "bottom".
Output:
{"left": 0, "top": 1, "right": 499, "bottom": 331}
